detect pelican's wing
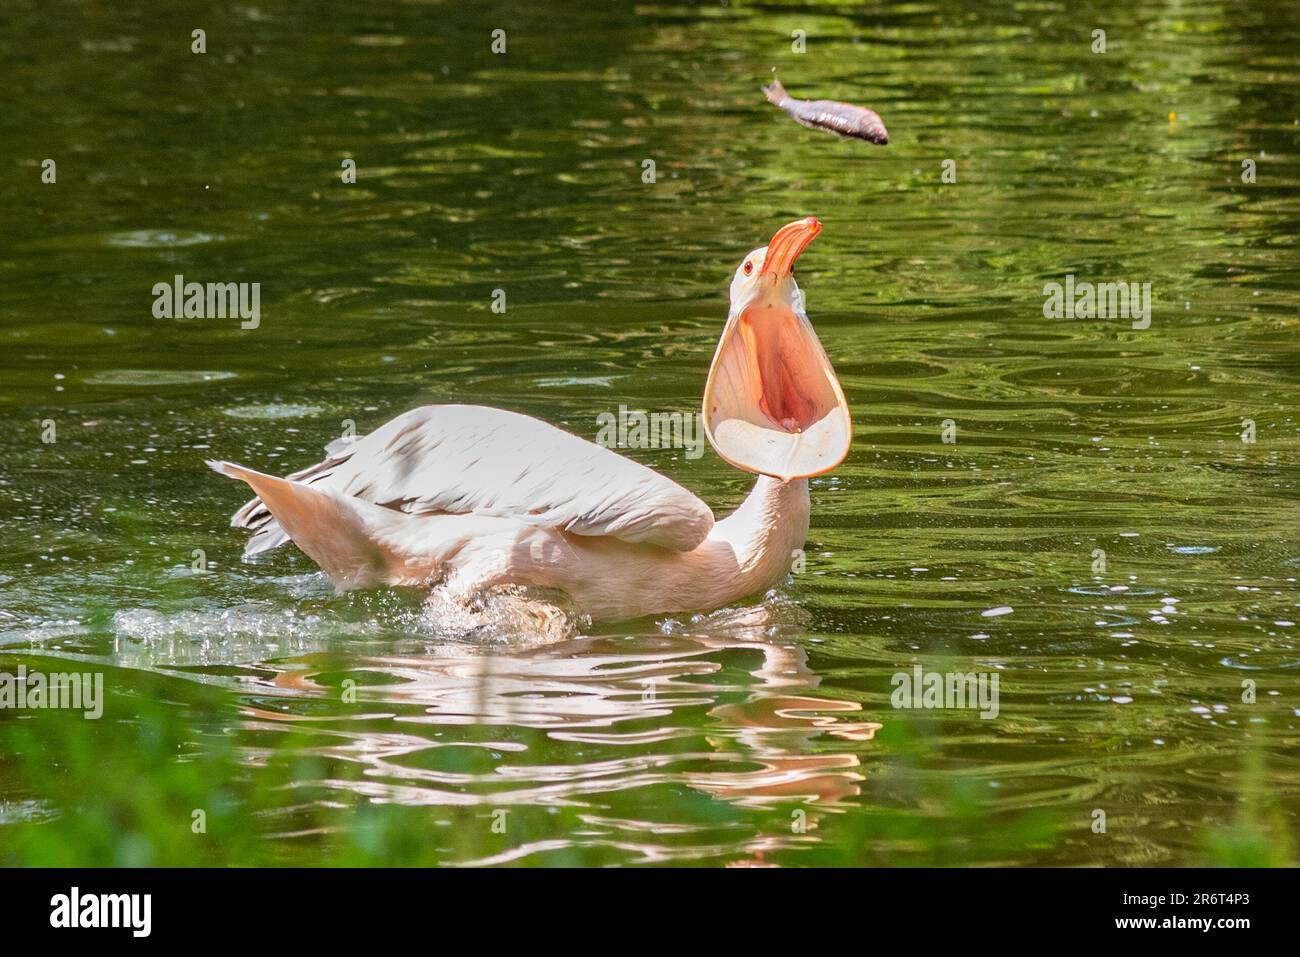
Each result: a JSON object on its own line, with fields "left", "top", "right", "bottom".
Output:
{"left": 231, "top": 404, "right": 715, "bottom": 556}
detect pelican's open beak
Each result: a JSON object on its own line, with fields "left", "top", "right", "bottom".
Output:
{"left": 703, "top": 217, "right": 852, "bottom": 481}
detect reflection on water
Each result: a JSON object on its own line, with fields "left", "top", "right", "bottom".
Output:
{"left": 117, "top": 595, "right": 877, "bottom": 822}
{"left": 2, "top": 0, "right": 1300, "bottom": 865}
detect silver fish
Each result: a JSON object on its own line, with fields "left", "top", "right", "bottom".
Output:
{"left": 762, "top": 77, "right": 889, "bottom": 145}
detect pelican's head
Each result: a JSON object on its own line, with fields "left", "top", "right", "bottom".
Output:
{"left": 703, "top": 217, "right": 852, "bottom": 480}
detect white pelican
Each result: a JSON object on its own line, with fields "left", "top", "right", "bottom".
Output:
{"left": 209, "top": 217, "right": 851, "bottom": 623}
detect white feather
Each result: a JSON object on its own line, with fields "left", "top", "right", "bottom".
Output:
{"left": 231, "top": 404, "right": 715, "bottom": 556}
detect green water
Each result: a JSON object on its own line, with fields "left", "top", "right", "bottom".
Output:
{"left": 2, "top": 0, "right": 1299, "bottom": 866}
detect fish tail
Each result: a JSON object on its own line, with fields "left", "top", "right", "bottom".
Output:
{"left": 762, "top": 75, "right": 789, "bottom": 105}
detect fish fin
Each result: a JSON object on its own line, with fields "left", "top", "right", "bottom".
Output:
{"left": 206, "top": 460, "right": 439, "bottom": 589}
{"left": 762, "top": 76, "right": 789, "bottom": 106}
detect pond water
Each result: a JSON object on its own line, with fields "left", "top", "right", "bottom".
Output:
{"left": 1, "top": 0, "right": 1298, "bottom": 865}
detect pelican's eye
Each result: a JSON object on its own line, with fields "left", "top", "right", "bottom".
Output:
{"left": 743, "top": 260, "right": 753, "bottom": 276}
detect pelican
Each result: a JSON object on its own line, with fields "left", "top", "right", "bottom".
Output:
{"left": 209, "top": 217, "right": 851, "bottom": 623}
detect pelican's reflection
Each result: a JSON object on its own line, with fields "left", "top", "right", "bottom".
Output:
{"left": 236, "top": 599, "right": 879, "bottom": 857}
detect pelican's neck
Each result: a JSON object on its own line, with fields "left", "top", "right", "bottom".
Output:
{"left": 533, "top": 473, "right": 814, "bottom": 621}
{"left": 714, "top": 474, "right": 811, "bottom": 578}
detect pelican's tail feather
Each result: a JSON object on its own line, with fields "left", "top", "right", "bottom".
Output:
{"left": 207, "top": 460, "right": 439, "bottom": 589}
